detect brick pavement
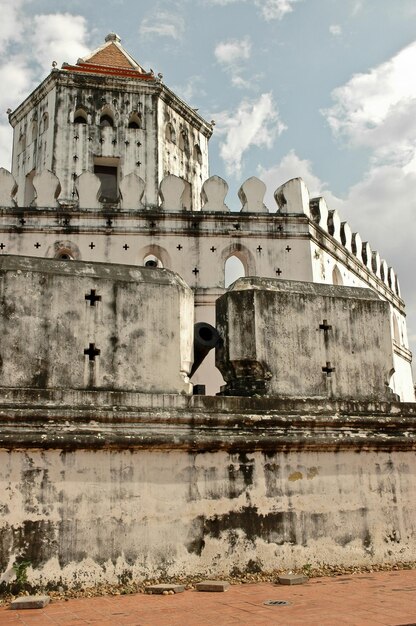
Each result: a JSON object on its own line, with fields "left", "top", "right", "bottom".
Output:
{"left": 0, "top": 569, "right": 415, "bottom": 626}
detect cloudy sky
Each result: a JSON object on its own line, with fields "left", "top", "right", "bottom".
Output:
{"left": 0, "top": 0, "right": 416, "bottom": 361}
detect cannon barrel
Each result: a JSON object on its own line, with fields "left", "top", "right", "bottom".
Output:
{"left": 190, "top": 322, "right": 220, "bottom": 377}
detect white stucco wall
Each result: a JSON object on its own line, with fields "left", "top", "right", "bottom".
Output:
{"left": 1, "top": 445, "right": 415, "bottom": 587}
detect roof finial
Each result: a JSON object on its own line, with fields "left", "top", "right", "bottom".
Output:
{"left": 105, "top": 33, "right": 121, "bottom": 43}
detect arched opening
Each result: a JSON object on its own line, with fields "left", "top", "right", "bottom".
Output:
{"left": 49, "top": 240, "right": 80, "bottom": 261}
{"left": 165, "top": 122, "right": 176, "bottom": 143}
{"left": 41, "top": 113, "right": 49, "bottom": 134}
{"left": 18, "top": 131, "right": 26, "bottom": 153}
{"left": 332, "top": 265, "right": 343, "bottom": 286}
{"left": 100, "top": 113, "right": 114, "bottom": 128}
{"left": 93, "top": 157, "right": 120, "bottom": 203}
{"left": 224, "top": 255, "right": 245, "bottom": 288}
{"left": 193, "top": 144, "right": 203, "bottom": 165}
{"left": 179, "top": 129, "right": 190, "bottom": 156}
{"left": 24, "top": 169, "right": 36, "bottom": 206}
{"left": 128, "top": 113, "right": 141, "bottom": 129}
{"left": 139, "top": 244, "right": 171, "bottom": 269}
{"left": 31, "top": 121, "right": 38, "bottom": 142}
{"left": 220, "top": 244, "right": 256, "bottom": 288}
{"left": 74, "top": 109, "right": 88, "bottom": 124}
{"left": 392, "top": 315, "right": 400, "bottom": 344}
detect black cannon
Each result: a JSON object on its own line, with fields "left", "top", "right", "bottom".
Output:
{"left": 190, "top": 322, "right": 220, "bottom": 378}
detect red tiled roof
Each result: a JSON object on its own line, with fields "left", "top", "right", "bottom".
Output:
{"left": 86, "top": 42, "right": 136, "bottom": 69}
{"left": 62, "top": 39, "right": 154, "bottom": 81}
{"left": 62, "top": 61, "right": 154, "bottom": 80}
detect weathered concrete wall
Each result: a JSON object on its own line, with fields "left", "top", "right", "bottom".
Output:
{"left": 217, "top": 277, "right": 395, "bottom": 400}
{"left": 0, "top": 394, "right": 416, "bottom": 588}
{"left": 0, "top": 256, "right": 193, "bottom": 394}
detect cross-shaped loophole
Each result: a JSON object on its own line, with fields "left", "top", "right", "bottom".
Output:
{"left": 84, "top": 343, "right": 100, "bottom": 361}
{"left": 85, "top": 289, "right": 101, "bottom": 306}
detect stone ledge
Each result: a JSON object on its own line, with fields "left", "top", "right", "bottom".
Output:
{"left": 196, "top": 581, "right": 230, "bottom": 592}
{"left": 10, "top": 595, "right": 50, "bottom": 609}
{"left": 0, "top": 387, "right": 415, "bottom": 415}
{"left": 0, "top": 397, "right": 416, "bottom": 452}
{"left": 277, "top": 574, "right": 308, "bottom": 585}
{"left": 146, "top": 584, "right": 185, "bottom": 594}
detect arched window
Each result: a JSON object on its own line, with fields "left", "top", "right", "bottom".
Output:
{"left": 100, "top": 113, "right": 114, "bottom": 128}
{"left": 193, "top": 144, "right": 203, "bottom": 165}
{"left": 139, "top": 244, "right": 171, "bottom": 269}
{"left": 128, "top": 112, "right": 141, "bottom": 129}
{"left": 165, "top": 122, "right": 176, "bottom": 143}
{"left": 179, "top": 129, "right": 190, "bottom": 156}
{"left": 31, "top": 121, "right": 38, "bottom": 142}
{"left": 24, "top": 169, "right": 35, "bottom": 206}
{"left": 332, "top": 265, "right": 343, "bottom": 286}
{"left": 18, "top": 131, "right": 26, "bottom": 153}
{"left": 41, "top": 112, "right": 49, "bottom": 134}
{"left": 224, "top": 255, "right": 245, "bottom": 288}
{"left": 51, "top": 240, "right": 80, "bottom": 260}
{"left": 392, "top": 315, "right": 400, "bottom": 344}
{"left": 93, "top": 159, "right": 119, "bottom": 203}
{"left": 74, "top": 109, "right": 88, "bottom": 124}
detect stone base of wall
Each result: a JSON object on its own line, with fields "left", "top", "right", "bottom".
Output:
{"left": 1, "top": 392, "right": 416, "bottom": 588}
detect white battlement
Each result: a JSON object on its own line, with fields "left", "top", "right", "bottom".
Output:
{"left": 0, "top": 167, "right": 401, "bottom": 299}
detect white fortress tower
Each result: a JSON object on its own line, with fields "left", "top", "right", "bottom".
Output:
{"left": 0, "top": 34, "right": 414, "bottom": 400}
{"left": 9, "top": 33, "right": 212, "bottom": 209}
{"left": 1, "top": 36, "right": 416, "bottom": 587}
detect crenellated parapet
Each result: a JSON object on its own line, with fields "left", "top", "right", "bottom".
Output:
{"left": 0, "top": 168, "right": 402, "bottom": 300}
{"left": 307, "top": 184, "right": 400, "bottom": 297}
{"left": 1, "top": 168, "right": 280, "bottom": 214}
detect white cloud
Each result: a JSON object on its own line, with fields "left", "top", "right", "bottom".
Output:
{"left": 172, "top": 76, "right": 206, "bottom": 104}
{"left": 0, "top": 0, "right": 25, "bottom": 51}
{"left": 351, "top": 0, "right": 363, "bottom": 16}
{"left": 254, "top": 0, "right": 301, "bottom": 21}
{"left": 231, "top": 75, "right": 252, "bottom": 89}
{"left": 31, "top": 14, "right": 90, "bottom": 73}
{"left": 0, "top": 56, "right": 36, "bottom": 169}
{"left": 139, "top": 12, "right": 185, "bottom": 40}
{"left": 324, "top": 41, "right": 416, "bottom": 164}
{"left": 215, "top": 93, "right": 286, "bottom": 175}
{"left": 258, "top": 150, "right": 342, "bottom": 211}
{"left": 0, "top": 125, "right": 13, "bottom": 171}
{"left": 204, "top": 0, "right": 240, "bottom": 3}
{"left": 204, "top": 0, "right": 302, "bottom": 20}
{"left": 0, "top": 58, "right": 34, "bottom": 112}
{"left": 215, "top": 37, "right": 251, "bottom": 65}
{"left": 0, "top": 8, "right": 91, "bottom": 171}
{"left": 342, "top": 165, "right": 416, "bottom": 261}
{"left": 329, "top": 24, "right": 342, "bottom": 36}
{"left": 214, "top": 37, "right": 252, "bottom": 89}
